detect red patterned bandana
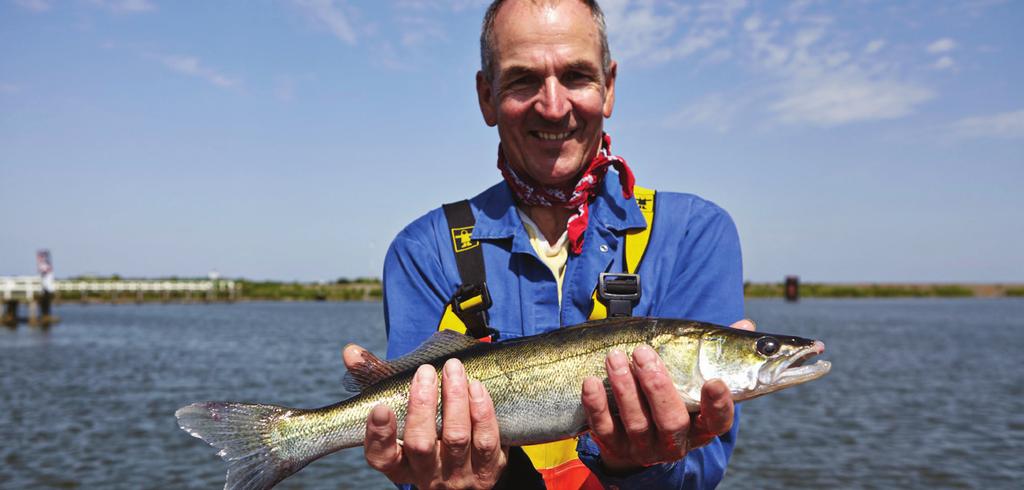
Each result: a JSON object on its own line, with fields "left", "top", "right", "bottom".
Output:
{"left": 498, "top": 133, "right": 635, "bottom": 254}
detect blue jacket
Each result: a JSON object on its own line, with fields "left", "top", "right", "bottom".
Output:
{"left": 382, "top": 172, "right": 745, "bottom": 489}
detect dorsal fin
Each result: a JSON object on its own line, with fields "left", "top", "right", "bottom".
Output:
{"left": 342, "top": 330, "right": 481, "bottom": 392}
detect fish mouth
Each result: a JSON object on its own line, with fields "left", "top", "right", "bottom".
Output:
{"left": 755, "top": 340, "right": 831, "bottom": 395}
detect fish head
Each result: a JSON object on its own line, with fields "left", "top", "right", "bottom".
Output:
{"left": 697, "top": 326, "right": 830, "bottom": 402}
{"left": 659, "top": 323, "right": 830, "bottom": 407}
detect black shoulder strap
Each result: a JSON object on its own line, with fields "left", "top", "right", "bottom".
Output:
{"left": 441, "top": 200, "right": 495, "bottom": 340}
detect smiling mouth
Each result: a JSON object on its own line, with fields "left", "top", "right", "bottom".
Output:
{"left": 531, "top": 130, "right": 575, "bottom": 141}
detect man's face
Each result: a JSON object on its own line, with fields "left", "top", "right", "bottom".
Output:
{"left": 477, "top": 0, "right": 617, "bottom": 187}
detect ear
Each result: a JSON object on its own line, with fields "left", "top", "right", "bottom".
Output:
{"left": 476, "top": 70, "right": 498, "bottom": 127}
{"left": 602, "top": 60, "right": 617, "bottom": 118}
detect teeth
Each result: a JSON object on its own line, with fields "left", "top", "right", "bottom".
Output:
{"left": 535, "top": 131, "right": 572, "bottom": 141}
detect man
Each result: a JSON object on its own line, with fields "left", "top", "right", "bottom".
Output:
{"left": 343, "top": 0, "right": 753, "bottom": 488}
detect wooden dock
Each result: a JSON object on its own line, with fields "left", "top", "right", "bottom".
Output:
{"left": 1, "top": 276, "right": 238, "bottom": 326}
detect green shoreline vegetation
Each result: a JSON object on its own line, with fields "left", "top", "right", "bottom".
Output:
{"left": 48, "top": 276, "right": 1024, "bottom": 303}
{"left": 744, "top": 282, "right": 1023, "bottom": 298}
{"left": 54, "top": 276, "right": 382, "bottom": 303}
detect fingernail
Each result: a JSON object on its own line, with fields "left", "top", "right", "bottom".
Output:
{"left": 468, "top": 379, "right": 483, "bottom": 402}
{"left": 633, "top": 345, "right": 657, "bottom": 369}
{"left": 415, "top": 364, "right": 433, "bottom": 385}
{"left": 707, "top": 379, "right": 729, "bottom": 398}
{"left": 370, "top": 405, "right": 390, "bottom": 425}
{"left": 607, "top": 349, "right": 628, "bottom": 374}
{"left": 444, "top": 358, "right": 464, "bottom": 377}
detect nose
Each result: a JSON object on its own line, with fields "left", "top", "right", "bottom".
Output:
{"left": 534, "top": 77, "right": 571, "bottom": 121}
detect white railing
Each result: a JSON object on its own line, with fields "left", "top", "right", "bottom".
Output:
{"left": 0, "top": 276, "right": 236, "bottom": 301}
{"left": 1, "top": 276, "right": 42, "bottom": 301}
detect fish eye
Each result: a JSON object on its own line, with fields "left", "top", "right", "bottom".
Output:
{"left": 756, "top": 336, "right": 780, "bottom": 356}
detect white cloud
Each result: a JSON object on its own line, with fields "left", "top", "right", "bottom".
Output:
{"left": 88, "top": 0, "right": 155, "bottom": 13}
{"left": 292, "top": 0, "right": 357, "bottom": 45}
{"left": 14, "top": 0, "right": 51, "bottom": 12}
{"left": 771, "top": 76, "right": 934, "bottom": 126}
{"left": 948, "top": 109, "right": 1024, "bottom": 139}
{"left": 864, "top": 39, "right": 886, "bottom": 54}
{"left": 395, "top": 0, "right": 487, "bottom": 11}
{"left": 398, "top": 16, "right": 447, "bottom": 47}
{"left": 932, "top": 56, "right": 955, "bottom": 70}
{"left": 603, "top": 0, "right": 735, "bottom": 65}
{"left": 0, "top": 83, "right": 21, "bottom": 94}
{"left": 665, "top": 92, "right": 749, "bottom": 132}
{"left": 159, "top": 55, "right": 237, "bottom": 88}
{"left": 732, "top": 5, "right": 932, "bottom": 127}
{"left": 927, "top": 37, "right": 957, "bottom": 54}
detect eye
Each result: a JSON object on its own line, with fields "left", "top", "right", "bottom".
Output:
{"left": 563, "top": 71, "right": 592, "bottom": 84}
{"left": 756, "top": 336, "right": 780, "bottom": 356}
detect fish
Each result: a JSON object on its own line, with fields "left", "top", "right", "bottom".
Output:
{"left": 175, "top": 316, "right": 831, "bottom": 490}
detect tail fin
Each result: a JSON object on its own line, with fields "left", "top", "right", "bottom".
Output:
{"left": 176, "top": 402, "right": 311, "bottom": 490}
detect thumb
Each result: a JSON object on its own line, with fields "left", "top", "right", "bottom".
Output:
{"left": 343, "top": 343, "right": 368, "bottom": 370}
{"left": 730, "top": 319, "right": 756, "bottom": 332}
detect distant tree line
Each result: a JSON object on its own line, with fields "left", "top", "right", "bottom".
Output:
{"left": 741, "top": 282, "right": 1019, "bottom": 298}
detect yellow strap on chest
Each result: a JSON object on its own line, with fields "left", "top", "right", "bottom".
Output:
{"left": 521, "top": 437, "right": 580, "bottom": 470}
{"left": 437, "top": 303, "right": 468, "bottom": 334}
{"left": 589, "top": 185, "right": 655, "bottom": 321}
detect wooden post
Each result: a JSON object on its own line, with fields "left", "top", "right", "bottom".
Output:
{"left": 39, "top": 291, "right": 54, "bottom": 324}
{"left": 27, "top": 299, "right": 38, "bottom": 325}
{"left": 785, "top": 275, "right": 800, "bottom": 302}
{"left": 2, "top": 300, "right": 17, "bottom": 326}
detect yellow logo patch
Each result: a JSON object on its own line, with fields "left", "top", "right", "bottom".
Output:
{"left": 451, "top": 226, "right": 479, "bottom": 253}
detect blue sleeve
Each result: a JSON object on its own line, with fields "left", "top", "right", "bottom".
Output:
{"left": 382, "top": 212, "right": 455, "bottom": 360}
{"left": 580, "top": 197, "right": 745, "bottom": 489}
{"left": 659, "top": 197, "right": 745, "bottom": 327}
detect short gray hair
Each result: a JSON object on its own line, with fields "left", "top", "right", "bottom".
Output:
{"left": 479, "top": 0, "right": 611, "bottom": 82}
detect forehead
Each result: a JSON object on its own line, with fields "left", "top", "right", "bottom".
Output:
{"left": 491, "top": 0, "right": 603, "bottom": 70}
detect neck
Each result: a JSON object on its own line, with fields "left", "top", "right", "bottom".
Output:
{"left": 522, "top": 206, "right": 574, "bottom": 246}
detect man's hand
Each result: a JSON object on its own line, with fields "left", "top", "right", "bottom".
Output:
{"left": 343, "top": 345, "right": 508, "bottom": 489}
{"left": 581, "top": 319, "right": 757, "bottom": 473}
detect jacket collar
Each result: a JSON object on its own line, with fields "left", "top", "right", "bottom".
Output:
{"left": 470, "top": 170, "right": 647, "bottom": 244}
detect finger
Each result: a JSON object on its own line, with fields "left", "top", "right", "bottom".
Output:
{"left": 468, "top": 379, "right": 505, "bottom": 484}
{"left": 364, "top": 404, "right": 405, "bottom": 475}
{"left": 690, "top": 379, "right": 734, "bottom": 449}
{"left": 730, "top": 319, "right": 756, "bottom": 332}
{"left": 581, "top": 376, "right": 624, "bottom": 449}
{"left": 441, "top": 358, "right": 473, "bottom": 477}
{"left": 606, "top": 348, "right": 656, "bottom": 461}
{"left": 631, "top": 345, "right": 689, "bottom": 460}
{"left": 342, "top": 343, "right": 367, "bottom": 370}
{"left": 403, "top": 364, "right": 440, "bottom": 477}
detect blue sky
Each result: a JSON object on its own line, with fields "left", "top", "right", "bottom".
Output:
{"left": 1, "top": 0, "right": 1021, "bottom": 282}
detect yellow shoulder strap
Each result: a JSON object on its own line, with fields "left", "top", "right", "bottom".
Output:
{"left": 437, "top": 303, "right": 468, "bottom": 334}
{"left": 589, "top": 185, "right": 656, "bottom": 321}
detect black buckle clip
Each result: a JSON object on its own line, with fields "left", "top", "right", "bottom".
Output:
{"left": 598, "top": 273, "right": 641, "bottom": 317}
{"left": 452, "top": 282, "right": 493, "bottom": 315}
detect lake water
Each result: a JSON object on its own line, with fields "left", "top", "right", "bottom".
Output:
{"left": 1, "top": 299, "right": 1021, "bottom": 489}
